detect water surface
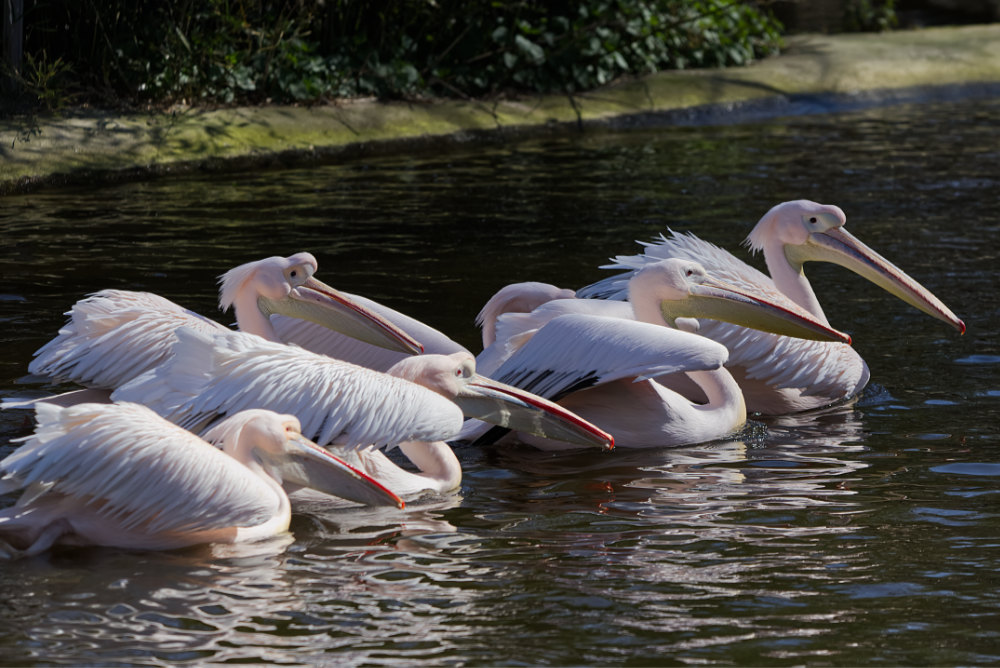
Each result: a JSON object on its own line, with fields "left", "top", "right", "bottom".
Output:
{"left": 0, "top": 96, "right": 998, "bottom": 665}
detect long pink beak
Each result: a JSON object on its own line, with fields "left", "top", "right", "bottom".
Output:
{"left": 455, "top": 375, "right": 615, "bottom": 450}
{"left": 792, "top": 226, "right": 965, "bottom": 334}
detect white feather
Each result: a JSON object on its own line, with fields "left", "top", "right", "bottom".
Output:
{"left": 113, "top": 328, "right": 464, "bottom": 449}
{"left": 488, "top": 314, "right": 727, "bottom": 401}
{"left": 28, "top": 290, "right": 227, "bottom": 389}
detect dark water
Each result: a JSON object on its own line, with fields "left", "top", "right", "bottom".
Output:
{"left": 1, "top": 96, "right": 998, "bottom": 665}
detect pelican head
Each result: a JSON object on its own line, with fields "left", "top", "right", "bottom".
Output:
{"left": 219, "top": 253, "right": 424, "bottom": 354}
{"left": 746, "top": 200, "right": 965, "bottom": 333}
{"left": 388, "top": 353, "right": 614, "bottom": 450}
{"left": 628, "top": 258, "right": 853, "bottom": 343}
{"left": 204, "top": 409, "right": 404, "bottom": 508}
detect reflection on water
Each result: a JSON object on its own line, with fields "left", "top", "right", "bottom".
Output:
{"left": 0, "top": 96, "right": 998, "bottom": 664}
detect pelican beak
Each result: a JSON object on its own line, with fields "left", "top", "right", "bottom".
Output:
{"left": 258, "top": 276, "right": 424, "bottom": 355}
{"left": 278, "top": 434, "right": 405, "bottom": 508}
{"left": 665, "top": 278, "right": 853, "bottom": 343}
{"left": 789, "top": 226, "right": 965, "bottom": 334}
{"left": 453, "top": 375, "right": 615, "bottom": 450}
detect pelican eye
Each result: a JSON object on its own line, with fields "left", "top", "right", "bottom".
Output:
{"left": 287, "top": 264, "right": 314, "bottom": 284}
{"left": 809, "top": 217, "right": 818, "bottom": 224}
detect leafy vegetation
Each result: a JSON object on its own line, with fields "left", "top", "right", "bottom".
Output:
{"left": 844, "top": 0, "right": 899, "bottom": 32}
{"left": 6, "top": 1, "right": 784, "bottom": 110}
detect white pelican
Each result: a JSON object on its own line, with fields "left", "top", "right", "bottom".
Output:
{"left": 113, "top": 327, "right": 613, "bottom": 497}
{"left": 25, "top": 252, "right": 421, "bottom": 393}
{"left": 462, "top": 259, "right": 850, "bottom": 449}
{"left": 576, "top": 200, "right": 965, "bottom": 414}
{"left": 0, "top": 402, "right": 403, "bottom": 559}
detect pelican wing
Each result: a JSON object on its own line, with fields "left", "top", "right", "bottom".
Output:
{"left": 488, "top": 314, "right": 728, "bottom": 402}
{"left": 113, "top": 328, "right": 464, "bottom": 449}
{"left": 459, "top": 314, "right": 728, "bottom": 445}
{"left": 578, "top": 229, "right": 782, "bottom": 302}
{"left": 29, "top": 290, "right": 228, "bottom": 390}
{"left": 271, "top": 291, "right": 469, "bottom": 372}
{"left": 0, "top": 402, "right": 277, "bottom": 534}
{"left": 478, "top": 298, "right": 635, "bottom": 377}
{"left": 700, "top": 319, "right": 860, "bottom": 393}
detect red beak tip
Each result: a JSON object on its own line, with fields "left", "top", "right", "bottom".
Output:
{"left": 958, "top": 321, "right": 967, "bottom": 336}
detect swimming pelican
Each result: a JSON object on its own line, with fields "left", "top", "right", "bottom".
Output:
{"left": 113, "top": 327, "right": 613, "bottom": 497}
{"left": 462, "top": 259, "right": 850, "bottom": 449}
{"left": 0, "top": 402, "right": 403, "bottom": 559}
{"left": 576, "top": 200, "right": 965, "bottom": 414}
{"left": 25, "top": 253, "right": 421, "bottom": 393}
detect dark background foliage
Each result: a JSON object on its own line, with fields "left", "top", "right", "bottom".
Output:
{"left": 6, "top": 0, "right": 786, "bottom": 109}
{"left": 3, "top": 0, "right": 944, "bottom": 113}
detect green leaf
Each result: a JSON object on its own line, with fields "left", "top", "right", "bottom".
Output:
{"left": 514, "top": 34, "right": 545, "bottom": 65}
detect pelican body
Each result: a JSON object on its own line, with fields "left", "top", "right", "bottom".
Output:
{"left": 0, "top": 403, "right": 402, "bottom": 558}
{"left": 577, "top": 201, "right": 965, "bottom": 414}
{"left": 463, "top": 258, "right": 851, "bottom": 449}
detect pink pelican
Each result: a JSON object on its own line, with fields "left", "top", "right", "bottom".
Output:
{"left": 113, "top": 328, "right": 613, "bottom": 498}
{"left": 0, "top": 402, "right": 403, "bottom": 559}
{"left": 25, "top": 253, "right": 421, "bottom": 395}
{"left": 576, "top": 200, "right": 965, "bottom": 414}
{"left": 462, "top": 258, "right": 851, "bottom": 449}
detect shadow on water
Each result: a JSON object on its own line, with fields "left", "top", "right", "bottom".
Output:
{"left": 0, "top": 96, "right": 998, "bottom": 665}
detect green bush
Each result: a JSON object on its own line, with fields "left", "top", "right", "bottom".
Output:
{"left": 340, "top": 0, "right": 784, "bottom": 97}
{"left": 13, "top": 0, "right": 783, "bottom": 108}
